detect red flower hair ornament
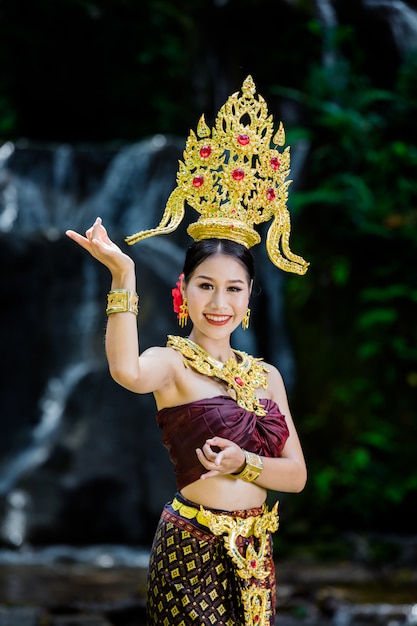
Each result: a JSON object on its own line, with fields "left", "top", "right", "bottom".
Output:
{"left": 172, "top": 273, "right": 189, "bottom": 327}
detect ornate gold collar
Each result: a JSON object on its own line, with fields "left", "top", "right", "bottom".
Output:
{"left": 167, "top": 335, "right": 269, "bottom": 416}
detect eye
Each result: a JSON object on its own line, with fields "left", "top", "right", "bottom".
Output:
{"left": 198, "top": 282, "right": 213, "bottom": 290}
{"left": 228, "top": 286, "right": 243, "bottom": 292}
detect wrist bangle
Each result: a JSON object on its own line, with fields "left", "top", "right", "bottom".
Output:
{"left": 106, "top": 289, "right": 139, "bottom": 316}
{"left": 235, "top": 449, "right": 263, "bottom": 482}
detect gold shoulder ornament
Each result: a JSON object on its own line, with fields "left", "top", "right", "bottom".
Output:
{"left": 126, "top": 75, "right": 309, "bottom": 275}
{"left": 167, "top": 335, "right": 269, "bottom": 416}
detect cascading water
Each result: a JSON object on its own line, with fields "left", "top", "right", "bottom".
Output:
{"left": 364, "top": 0, "right": 417, "bottom": 55}
{"left": 0, "top": 363, "right": 91, "bottom": 499}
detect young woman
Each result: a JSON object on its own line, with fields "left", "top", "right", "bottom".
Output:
{"left": 66, "top": 217, "right": 307, "bottom": 626}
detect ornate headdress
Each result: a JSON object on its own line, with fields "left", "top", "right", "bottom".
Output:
{"left": 126, "top": 75, "right": 309, "bottom": 275}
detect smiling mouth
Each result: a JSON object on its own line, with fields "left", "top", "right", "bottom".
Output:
{"left": 204, "top": 314, "right": 232, "bottom": 325}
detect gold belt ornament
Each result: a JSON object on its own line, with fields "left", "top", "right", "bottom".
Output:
{"left": 172, "top": 497, "right": 279, "bottom": 626}
{"left": 198, "top": 502, "right": 279, "bottom": 580}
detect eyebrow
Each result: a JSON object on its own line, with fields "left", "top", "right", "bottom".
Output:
{"left": 195, "top": 274, "right": 246, "bottom": 284}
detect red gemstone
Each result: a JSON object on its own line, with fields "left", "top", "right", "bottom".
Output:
{"left": 270, "top": 157, "right": 280, "bottom": 170}
{"left": 234, "top": 376, "right": 244, "bottom": 387}
{"left": 254, "top": 616, "right": 260, "bottom": 623}
{"left": 192, "top": 175, "right": 204, "bottom": 188}
{"left": 200, "top": 145, "right": 212, "bottom": 159}
{"left": 232, "top": 169, "right": 245, "bottom": 181}
{"left": 266, "top": 187, "right": 276, "bottom": 201}
{"left": 237, "top": 133, "right": 250, "bottom": 146}
{"left": 250, "top": 559, "right": 257, "bottom": 568}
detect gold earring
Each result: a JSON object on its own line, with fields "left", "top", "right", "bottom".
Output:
{"left": 242, "top": 307, "right": 251, "bottom": 330}
{"left": 178, "top": 298, "right": 189, "bottom": 328}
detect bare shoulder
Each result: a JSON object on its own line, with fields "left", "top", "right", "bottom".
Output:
{"left": 263, "top": 361, "right": 290, "bottom": 409}
{"left": 140, "top": 344, "right": 185, "bottom": 374}
{"left": 263, "top": 361, "right": 284, "bottom": 386}
{"left": 141, "top": 345, "right": 176, "bottom": 360}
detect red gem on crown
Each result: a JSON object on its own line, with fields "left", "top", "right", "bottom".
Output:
{"left": 237, "top": 133, "right": 250, "bottom": 146}
{"left": 270, "top": 157, "right": 280, "bottom": 170}
{"left": 200, "top": 145, "right": 212, "bottom": 159}
{"left": 266, "top": 187, "right": 276, "bottom": 201}
{"left": 232, "top": 169, "right": 245, "bottom": 181}
{"left": 192, "top": 175, "right": 204, "bottom": 188}
{"left": 234, "top": 376, "right": 244, "bottom": 387}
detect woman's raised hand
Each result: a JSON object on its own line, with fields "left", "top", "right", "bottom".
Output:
{"left": 66, "top": 217, "right": 134, "bottom": 277}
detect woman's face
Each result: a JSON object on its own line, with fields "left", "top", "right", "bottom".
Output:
{"left": 183, "top": 253, "right": 252, "bottom": 337}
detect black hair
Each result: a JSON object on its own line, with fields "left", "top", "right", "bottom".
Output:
{"left": 182, "top": 238, "right": 254, "bottom": 284}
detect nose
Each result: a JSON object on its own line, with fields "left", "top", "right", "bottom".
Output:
{"left": 210, "top": 289, "right": 227, "bottom": 310}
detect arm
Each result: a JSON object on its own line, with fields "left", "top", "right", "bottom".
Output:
{"left": 66, "top": 217, "right": 173, "bottom": 394}
{"left": 256, "top": 364, "right": 307, "bottom": 492}
{"left": 195, "top": 365, "right": 307, "bottom": 493}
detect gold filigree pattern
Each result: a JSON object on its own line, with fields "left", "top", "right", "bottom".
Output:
{"left": 241, "top": 586, "right": 272, "bottom": 626}
{"left": 167, "top": 335, "right": 269, "bottom": 416}
{"left": 199, "top": 501, "right": 279, "bottom": 626}
{"left": 199, "top": 502, "right": 279, "bottom": 580}
{"left": 126, "top": 75, "right": 309, "bottom": 275}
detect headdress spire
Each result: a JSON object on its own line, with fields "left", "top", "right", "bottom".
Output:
{"left": 126, "top": 75, "right": 309, "bottom": 275}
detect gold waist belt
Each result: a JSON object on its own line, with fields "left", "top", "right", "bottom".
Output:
{"left": 172, "top": 496, "right": 279, "bottom": 580}
{"left": 172, "top": 496, "right": 279, "bottom": 626}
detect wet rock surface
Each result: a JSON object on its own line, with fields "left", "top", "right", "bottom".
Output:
{"left": 0, "top": 546, "right": 416, "bottom": 626}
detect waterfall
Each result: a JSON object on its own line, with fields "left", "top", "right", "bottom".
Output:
{"left": 0, "top": 363, "right": 91, "bottom": 498}
{"left": 364, "top": 0, "right": 417, "bottom": 54}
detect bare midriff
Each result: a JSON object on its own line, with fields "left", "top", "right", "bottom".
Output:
{"left": 180, "top": 474, "right": 267, "bottom": 511}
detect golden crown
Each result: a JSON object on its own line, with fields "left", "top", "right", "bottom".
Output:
{"left": 126, "top": 75, "right": 309, "bottom": 275}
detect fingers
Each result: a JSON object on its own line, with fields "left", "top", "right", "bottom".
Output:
{"left": 195, "top": 449, "right": 221, "bottom": 480}
{"left": 196, "top": 442, "right": 229, "bottom": 469}
{"left": 201, "top": 441, "right": 219, "bottom": 461}
{"left": 205, "top": 437, "right": 230, "bottom": 449}
{"left": 196, "top": 447, "right": 219, "bottom": 467}
{"left": 85, "top": 217, "right": 104, "bottom": 243}
{"left": 65, "top": 229, "right": 91, "bottom": 252}
{"left": 66, "top": 217, "right": 107, "bottom": 255}
{"left": 196, "top": 437, "right": 245, "bottom": 480}
{"left": 200, "top": 469, "right": 220, "bottom": 480}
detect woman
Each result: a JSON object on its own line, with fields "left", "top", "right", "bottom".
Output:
{"left": 66, "top": 218, "right": 307, "bottom": 626}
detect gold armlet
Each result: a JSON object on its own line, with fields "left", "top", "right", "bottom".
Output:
{"left": 235, "top": 450, "right": 263, "bottom": 483}
{"left": 106, "top": 289, "right": 139, "bottom": 316}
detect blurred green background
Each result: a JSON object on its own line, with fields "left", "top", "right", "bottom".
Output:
{"left": 1, "top": 0, "right": 416, "bottom": 560}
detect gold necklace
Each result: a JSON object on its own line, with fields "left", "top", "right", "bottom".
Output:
{"left": 167, "top": 335, "right": 269, "bottom": 416}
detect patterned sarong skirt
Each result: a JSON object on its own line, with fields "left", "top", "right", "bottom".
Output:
{"left": 146, "top": 492, "right": 279, "bottom": 626}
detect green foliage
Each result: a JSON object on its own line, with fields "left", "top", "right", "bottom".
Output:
{"left": 283, "top": 51, "right": 417, "bottom": 535}
{"left": 0, "top": 0, "right": 320, "bottom": 143}
{"left": 0, "top": 0, "right": 206, "bottom": 141}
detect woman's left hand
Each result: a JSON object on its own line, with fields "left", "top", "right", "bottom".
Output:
{"left": 196, "top": 437, "right": 246, "bottom": 479}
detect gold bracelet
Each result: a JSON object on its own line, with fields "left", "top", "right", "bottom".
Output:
{"left": 106, "top": 289, "right": 139, "bottom": 316}
{"left": 235, "top": 449, "right": 263, "bottom": 482}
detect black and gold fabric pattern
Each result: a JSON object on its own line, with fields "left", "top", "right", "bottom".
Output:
{"left": 146, "top": 493, "right": 278, "bottom": 625}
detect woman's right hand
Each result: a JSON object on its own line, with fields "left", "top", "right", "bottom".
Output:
{"left": 66, "top": 217, "right": 134, "bottom": 278}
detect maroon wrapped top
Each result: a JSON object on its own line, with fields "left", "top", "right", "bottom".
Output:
{"left": 156, "top": 395, "right": 290, "bottom": 491}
